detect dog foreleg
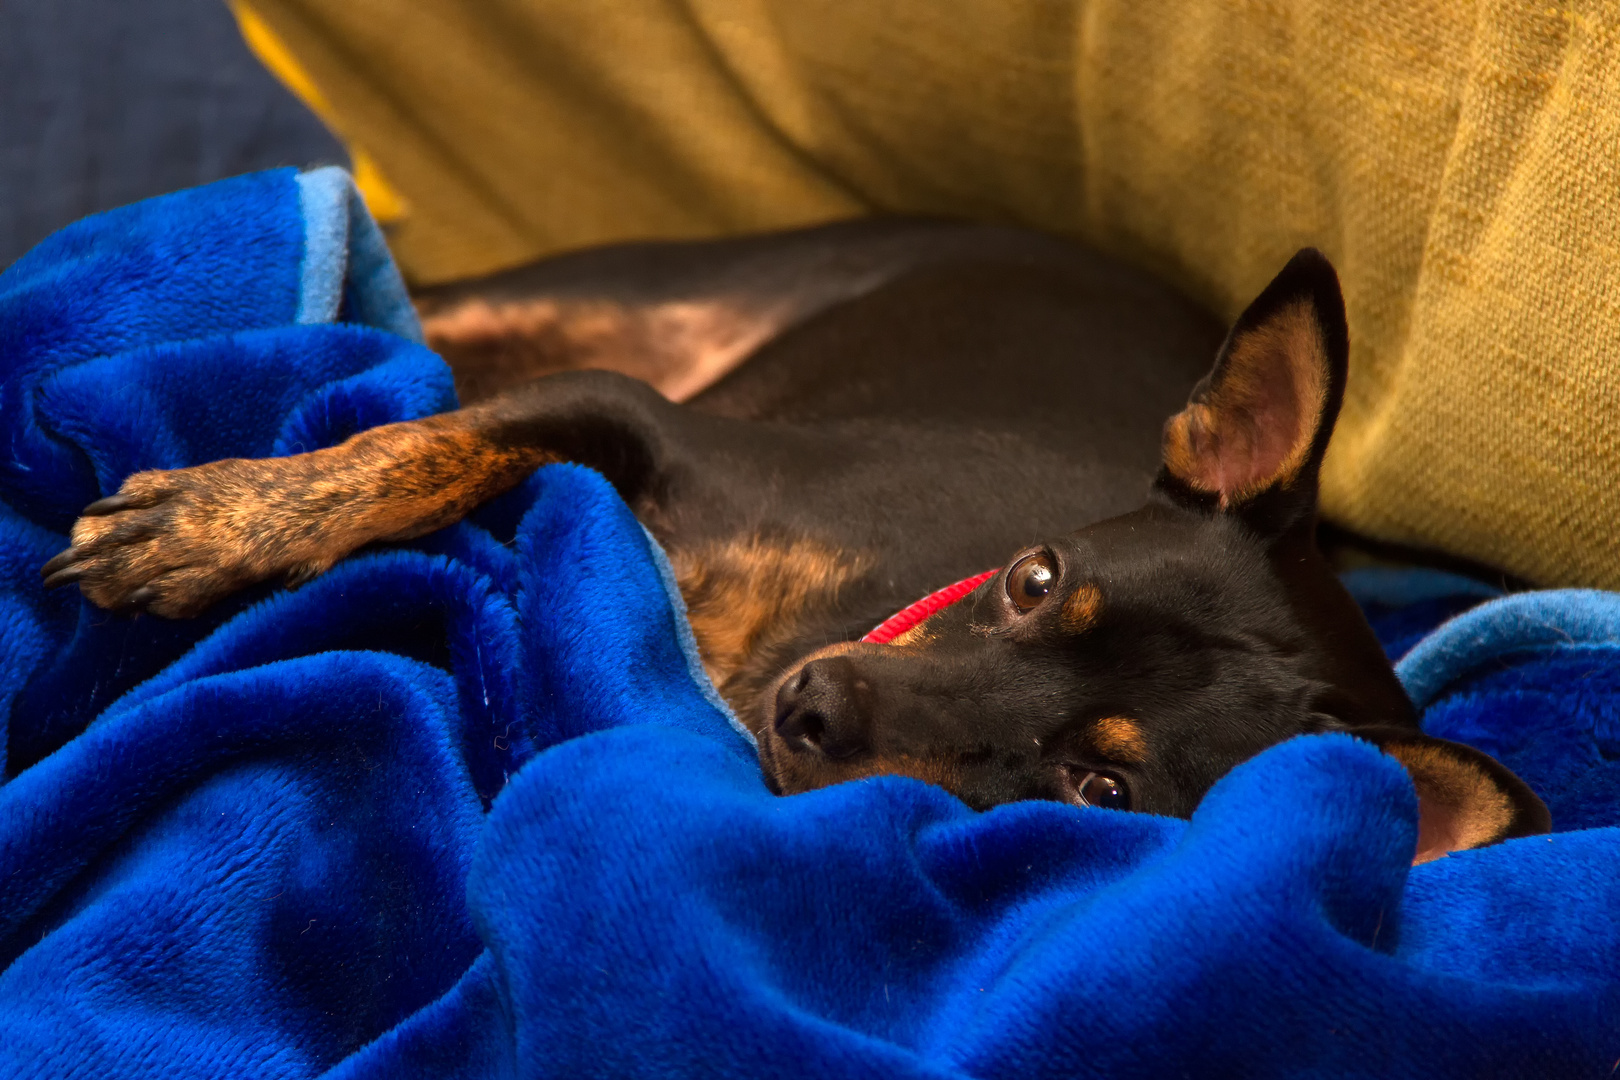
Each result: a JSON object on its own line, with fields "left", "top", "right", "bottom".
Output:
{"left": 41, "top": 370, "right": 676, "bottom": 617}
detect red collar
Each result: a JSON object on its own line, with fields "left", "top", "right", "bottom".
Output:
{"left": 861, "top": 569, "right": 999, "bottom": 644}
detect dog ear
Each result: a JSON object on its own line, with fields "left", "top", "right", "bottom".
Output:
{"left": 1157, "top": 249, "right": 1348, "bottom": 536}
{"left": 1361, "top": 730, "right": 1551, "bottom": 864}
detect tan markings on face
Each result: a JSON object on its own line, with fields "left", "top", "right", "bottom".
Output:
{"left": 1061, "top": 583, "right": 1103, "bottom": 633}
{"left": 1385, "top": 742, "right": 1514, "bottom": 859}
{"left": 670, "top": 535, "right": 872, "bottom": 703}
{"left": 887, "top": 622, "right": 937, "bottom": 647}
{"left": 1161, "top": 299, "right": 1328, "bottom": 506}
{"left": 420, "top": 295, "right": 787, "bottom": 404}
{"left": 1090, "top": 716, "right": 1149, "bottom": 765}
{"left": 755, "top": 640, "right": 966, "bottom": 797}
{"left": 764, "top": 743, "right": 963, "bottom": 797}
{"left": 852, "top": 754, "right": 962, "bottom": 791}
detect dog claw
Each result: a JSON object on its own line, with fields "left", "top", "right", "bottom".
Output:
{"left": 36, "top": 458, "right": 317, "bottom": 617}
{"left": 42, "top": 565, "right": 86, "bottom": 590}
{"left": 82, "top": 493, "right": 140, "bottom": 516}
{"left": 41, "top": 550, "right": 83, "bottom": 582}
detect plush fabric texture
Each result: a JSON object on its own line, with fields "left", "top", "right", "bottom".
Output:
{"left": 2, "top": 173, "right": 1618, "bottom": 1079}
{"left": 235, "top": 0, "right": 1620, "bottom": 592}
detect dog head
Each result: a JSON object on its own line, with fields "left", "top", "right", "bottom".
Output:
{"left": 756, "top": 249, "right": 1548, "bottom": 862}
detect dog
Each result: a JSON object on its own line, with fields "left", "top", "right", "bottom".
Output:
{"left": 41, "top": 219, "right": 1548, "bottom": 862}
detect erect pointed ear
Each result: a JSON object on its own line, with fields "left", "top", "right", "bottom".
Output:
{"left": 1157, "top": 249, "right": 1349, "bottom": 536}
{"left": 1359, "top": 729, "right": 1551, "bottom": 865}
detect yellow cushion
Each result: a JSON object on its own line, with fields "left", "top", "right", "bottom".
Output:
{"left": 239, "top": 0, "right": 1620, "bottom": 589}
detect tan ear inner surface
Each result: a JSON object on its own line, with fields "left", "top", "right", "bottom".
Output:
{"left": 1162, "top": 300, "right": 1328, "bottom": 507}
{"left": 1386, "top": 741, "right": 1516, "bottom": 864}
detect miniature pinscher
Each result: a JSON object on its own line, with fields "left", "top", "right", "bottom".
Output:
{"left": 41, "top": 220, "right": 1548, "bottom": 862}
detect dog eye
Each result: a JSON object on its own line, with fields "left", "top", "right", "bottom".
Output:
{"left": 1006, "top": 553, "right": 1056, "bottom": 612}
{"left": 1073, "top": 771, "right": 1130, "bottom": 811}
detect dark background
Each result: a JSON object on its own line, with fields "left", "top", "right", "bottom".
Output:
{"left": 0, "top": 0, "right": 343, "bottom": 269}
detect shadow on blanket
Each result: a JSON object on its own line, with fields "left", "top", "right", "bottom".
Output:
{"left": 1, "top": 170, "right": 1617, "bottom": 1078}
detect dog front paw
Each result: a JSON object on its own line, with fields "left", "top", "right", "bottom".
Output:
{"left": 41, "top": 461, "right": 334, "bottom": 618}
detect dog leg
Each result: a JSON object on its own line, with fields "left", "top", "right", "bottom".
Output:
{"left": 42, "top": 371, "right": 676, "bottom": 617}
{"left": 414, "top": 219, "right": 1110, "bottom": 404}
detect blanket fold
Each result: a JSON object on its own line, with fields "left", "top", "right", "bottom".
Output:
{"left": 0, "top": 173, "right": 1616, "bottom": 1079}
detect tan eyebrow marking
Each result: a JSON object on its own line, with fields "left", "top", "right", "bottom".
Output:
{"left": 1091, "top": 716, "right": 1149, "bottom": 765}
{"left": 1062, "top": 583, "right": 1103, "bottom": 633}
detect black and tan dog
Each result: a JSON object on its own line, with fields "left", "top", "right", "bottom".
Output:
{"left": 42, "top": 220, "right": 1547, "bottom": 862}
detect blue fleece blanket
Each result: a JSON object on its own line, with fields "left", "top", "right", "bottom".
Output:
{"left": 1, "top": 170, "right": 1616, "bottom": 1079}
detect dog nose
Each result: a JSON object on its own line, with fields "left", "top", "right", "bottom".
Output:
{"left": 773, "top": 657, "right": 872, "bottom": 759}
